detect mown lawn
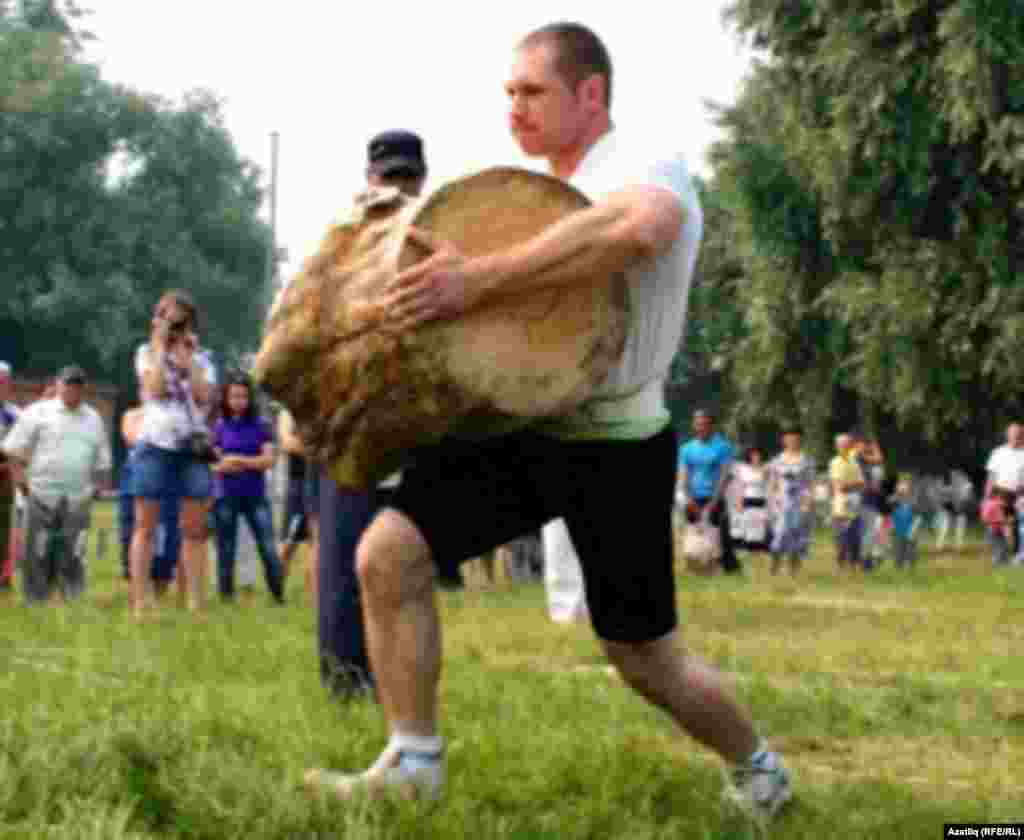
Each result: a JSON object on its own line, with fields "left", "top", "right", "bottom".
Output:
{"left": 0, "top": 501, "right": 1021, "bottom": 838}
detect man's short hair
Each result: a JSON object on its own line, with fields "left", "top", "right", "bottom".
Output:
{"left": 519, "top": 22, "right": 613, "bottom": 109}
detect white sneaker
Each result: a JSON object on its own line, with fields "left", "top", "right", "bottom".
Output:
{"left": 304, "top": 743, "right": 445, "bottom": 802}
{"left": 723, "top": 748, "right": 792, "bottom": 826}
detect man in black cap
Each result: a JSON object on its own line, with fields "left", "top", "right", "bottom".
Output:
{"left": 3, "top": 365, "right": 111, "bottom": 603}
{"left": 316, "top": 130, "right": 436, "bottom": 699}
{"left": 365, "top": 130, "right": 427, "bottom": 196}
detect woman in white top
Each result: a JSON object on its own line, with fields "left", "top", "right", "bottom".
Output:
{"left": 128, "top": 291, "right": 214, "bottom": 619}
{"left": 734, "top": 447, "right": 771, "bottom": 553}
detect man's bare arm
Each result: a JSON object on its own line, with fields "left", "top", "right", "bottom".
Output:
{"left": 384, "top": 185, "right": 684, "bottom": 328}
{"left": 473, "top": 185, "right": 684, "bottom": 299}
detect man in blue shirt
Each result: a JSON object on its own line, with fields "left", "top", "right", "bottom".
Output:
{"left": 677, "top": 410, "right": 740, "bottom": 574}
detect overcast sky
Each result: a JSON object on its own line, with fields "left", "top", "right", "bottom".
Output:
{"left": 81, "top": 2, "right": 754, "bottom": 279}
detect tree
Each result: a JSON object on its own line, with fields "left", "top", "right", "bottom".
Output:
{"left": 711, "top": 0, "right": 1024, "bottom": 463}
{"left": 0, "top": 4, "right": 272, "bottom": 395}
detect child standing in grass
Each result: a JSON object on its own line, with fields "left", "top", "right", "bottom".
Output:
{"left": 889, "top": 479, "right": 917, "bottom": 568}
{"left": 980, "top": 488, "right": 1014, "bottom": 566}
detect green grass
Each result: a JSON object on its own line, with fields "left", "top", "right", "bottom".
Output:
{"left": 0, "top": 501, "right": 1022, "bottom": 838}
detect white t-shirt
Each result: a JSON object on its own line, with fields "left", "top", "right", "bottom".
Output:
{"left": 135, "top": 343, "right": 216, "bottom": 451}
{"left": 2, "top": 398, "right": 112, "bottom": 506}
{"left": 736, "top": 463, "right": 768, "bottom": 501}
{"left": 986, "top": 445, "right": 1024, "bottom": 492}
{"left": 545, "top": 128, "right": 703, "bottom": 439}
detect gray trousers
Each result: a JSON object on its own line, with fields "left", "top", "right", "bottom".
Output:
{"left": 891, "top": 534, "right": 917, "bottom": 567}
{"left": 22, "top": 495, "right": 91, "bottom": 603}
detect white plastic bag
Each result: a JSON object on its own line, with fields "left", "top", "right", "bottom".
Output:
{"left": 683, "top": 515, "right": 721, "bottom": 575}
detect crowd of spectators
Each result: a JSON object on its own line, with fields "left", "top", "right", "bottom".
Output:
{"left": 0, "top": 351, "right": 1016, "bottom": 612}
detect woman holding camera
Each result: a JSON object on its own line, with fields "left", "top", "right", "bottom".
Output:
{"left": 210, "top": 373, "right": 285, "bottom": 603}
{"left": 129, "top": 290, "right": 215, "bottom": 619}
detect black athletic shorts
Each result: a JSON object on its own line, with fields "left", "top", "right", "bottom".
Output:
{"left": 390, "top": 425, "right": 679, "bottom": 643}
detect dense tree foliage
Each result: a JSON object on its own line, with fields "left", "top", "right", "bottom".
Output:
{"left": 0, "top": 1, "right": 272, "bottom": 404}
{"left": 674, "top": 0, "right": 1023, "bottom": 469}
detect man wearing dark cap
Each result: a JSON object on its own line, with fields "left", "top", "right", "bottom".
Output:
{"left": 365, "top": 130, "right": 427, "bottom": 195}
{"left": 2, "top": 365, "right": 111, "bottom": 603}
{"left": 316, "top": 130, "right": 432, "bottom": 699}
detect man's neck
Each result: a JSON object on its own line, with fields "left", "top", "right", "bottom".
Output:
{"left": 548, "top": 118, "right": 612, "bottom": 180}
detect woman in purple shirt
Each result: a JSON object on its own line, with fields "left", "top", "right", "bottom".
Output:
{"left": 211, "top": 374, "right": 285, "bottom": 603}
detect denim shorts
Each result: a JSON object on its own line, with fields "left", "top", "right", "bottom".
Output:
{"left": 132, "top": 444, "right": 212, "bottom": 500}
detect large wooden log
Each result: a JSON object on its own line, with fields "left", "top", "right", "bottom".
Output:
{"left": 253, "top": 167, "right": 628, "bottom": 488}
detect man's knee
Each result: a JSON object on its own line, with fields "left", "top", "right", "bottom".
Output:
{"left": 355, "top": 509, "right": 434, "bottom": 604}
{"left": 603, "top": 633, "right": 682, "bottom": 693}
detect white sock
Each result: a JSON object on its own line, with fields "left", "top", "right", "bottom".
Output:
{"left": 390, "top": 731, "right": 444, "bottom": 758}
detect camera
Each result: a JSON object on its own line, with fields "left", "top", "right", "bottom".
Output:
{"left": 184, "top": 430, "right": 219, "bottom": 464}
{"left": 161, "top": 318, "right": 192, "bottom": 346}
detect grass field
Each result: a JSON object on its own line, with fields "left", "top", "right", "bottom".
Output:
{"left": 0, "top": 501, "right": 1021, "bottom": 838}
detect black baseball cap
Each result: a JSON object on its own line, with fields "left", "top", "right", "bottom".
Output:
{"left": 367, "top": 130, "right": 426, "bottom": 178}
{"left": 57, "top": 365, "right": 87, "bottom": 385}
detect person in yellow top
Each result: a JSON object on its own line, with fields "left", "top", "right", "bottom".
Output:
{"left": 829, "top": 434, "right": 865, "bottom": 570}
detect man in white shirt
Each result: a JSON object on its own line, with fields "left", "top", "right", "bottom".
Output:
{"left": 984, "top": 423, "right": 1024, "bottom": 564}
{"left": 305, "top": 22, "right": 791, "bottom": 824}
{"left": 3, "top": 366, "right": 111, "bottom": 603}
{"left": 0, "top": 361, "right": 21, "bottom": 591}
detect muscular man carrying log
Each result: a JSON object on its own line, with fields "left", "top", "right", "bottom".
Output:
{"left": 304, "top": 22, "right": 792, "bottom": 825}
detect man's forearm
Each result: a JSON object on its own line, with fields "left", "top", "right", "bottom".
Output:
{"left": 677, "top": 468, "right": 688, "bottom": 497}
{"left": 472, "top": 200, "right": 653, "bottom": 303}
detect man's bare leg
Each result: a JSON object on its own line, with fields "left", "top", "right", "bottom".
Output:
{"left": 605, "top": 631, "right": 791, "bottom": 821}
{"left": 305, "top": 507, "right": 444, "bottom": 799}
{"left": 603, "top": 632, "right": 758, "bottom": 763}
{"left": 357, "top": 508, "right": 441, "bottom": 733}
